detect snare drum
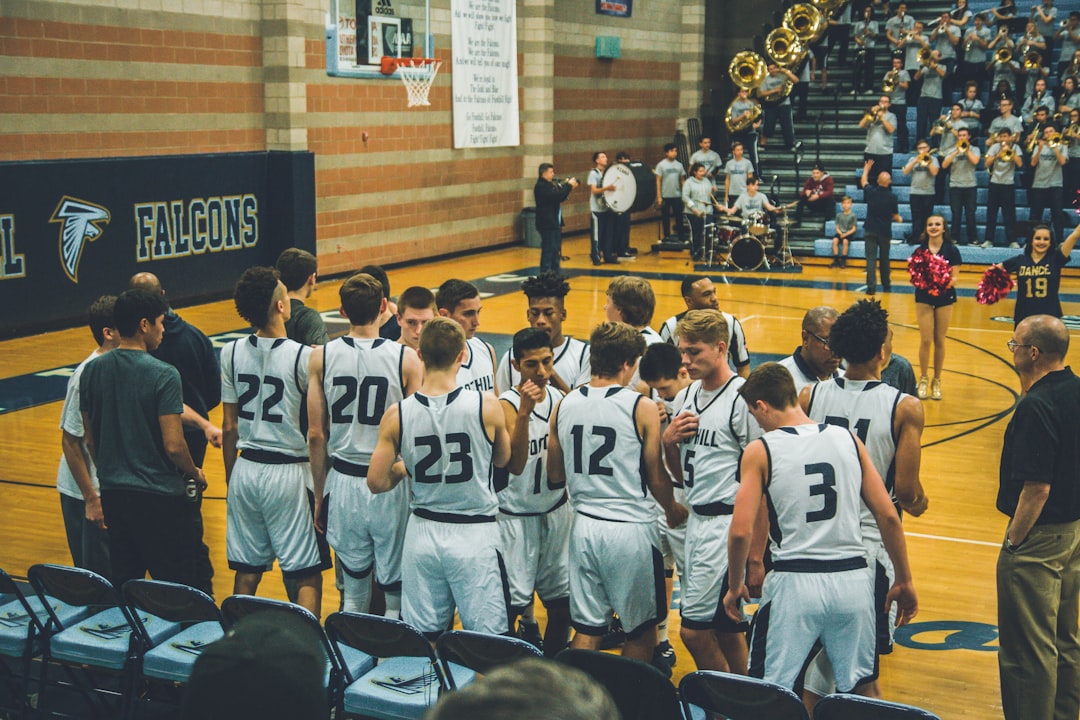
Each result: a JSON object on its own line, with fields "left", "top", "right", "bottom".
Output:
{"left": 730, "top": 234, "right": 766, "bottom": 270}
{"left": 715, "top": 224, "right": 741, "bottom": 249}
{"left": 745, "top": 211, "right": 770, "bottom": 237}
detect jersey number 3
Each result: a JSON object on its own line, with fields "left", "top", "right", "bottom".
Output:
{"left": 805, "top": 462, "right": 838, "bottom": 523}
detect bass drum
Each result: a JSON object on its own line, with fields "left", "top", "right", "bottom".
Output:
{"left": 601, "top": 163, "right": 636, "bottom": 213}
{"left": 730, "top": 234, "right": 766, "bottom": 270}
{"left": 602, "top": 161, "right": 657, "bottom": 214}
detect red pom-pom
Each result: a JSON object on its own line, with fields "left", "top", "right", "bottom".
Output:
{"left": 976, "top": 265, "right": 1014, "bottom": 305}
{"left": 907, "top": 248, "right": 952, "bottom": 296}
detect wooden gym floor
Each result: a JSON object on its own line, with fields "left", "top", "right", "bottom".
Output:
{"left": 0, "top": 223, "right": 1058, "bottom": 719}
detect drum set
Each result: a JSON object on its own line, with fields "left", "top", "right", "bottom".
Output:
{"left": 701, "top": 202, "right": 799, "bottom": 270}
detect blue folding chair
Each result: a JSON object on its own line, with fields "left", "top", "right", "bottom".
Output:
{"left": 435, "top": 629, "right": 542, "bottom": 686}
{"left": 122, "top": 578, "right": 225, "bottom": 716}
{"left": 28, "top": 564, "right": 181, "bottom": 718}
{"left": 814, "top": 693, "right": 942, "bottom": 720}
{"left": 679, "top": 670, "right": 809, "bottom": 720}
{"left": 555, "top": 648, "right": 682, "bottom": 720}
{"left": 0, "top": 567, "right": 88, "bottom": 719}
{"left": 221, "top": 595, "right": 374, "bottom": 717}
{"left": 325, "top": 611, "right": 462, "bottom": 720}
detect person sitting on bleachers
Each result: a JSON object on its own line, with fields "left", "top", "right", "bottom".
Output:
{"left": 795, "top": 163, "right": 835, "bottom": 225}
{"left": 984, "top": 127, "right": 1025, "bottom": 248}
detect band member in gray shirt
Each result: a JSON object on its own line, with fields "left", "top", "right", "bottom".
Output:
{"left": 885, "top": 55, "right": 912, "bottom": 152}
{"left": 942, "top": 126, "right": 983, "bottom": 244}
{"left": 903, "top": 138, "right": 941, "bottom": 243}
{"left": 860, "top": 95, "right": 898, "bottom": 181}
{"left": 1029, "top": 124, "right": 1069, "bottom": 243}
{"left": 984, "top": 128, "right": 1025, "bottom": 247}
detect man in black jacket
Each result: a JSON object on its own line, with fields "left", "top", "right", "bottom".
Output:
{"left": 534, "top": 163, "right": 578, "bottom": 273}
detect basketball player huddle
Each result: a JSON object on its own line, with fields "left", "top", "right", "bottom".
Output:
{"left": 223, "top": 265, "right": 925, "bottom": 709}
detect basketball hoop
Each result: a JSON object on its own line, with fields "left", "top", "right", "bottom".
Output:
{"left": 381, "top": 57, "right": 441, "bottom": 107}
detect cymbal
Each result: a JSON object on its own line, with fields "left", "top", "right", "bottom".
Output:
{"left": 781, "top": 200, "right": 800, "bottom": 209}
{"left": 716, "top": 214, "right": 741, "bottom": 223}
{"left": 775, "top": 217, "right": 797, "bottom": 227}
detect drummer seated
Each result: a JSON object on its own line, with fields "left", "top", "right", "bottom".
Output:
{"left": 721, "top": 176, "right": 780, "bottom": 220}
{"left": 794, "top": 164, "right": 835, "bottom": 225}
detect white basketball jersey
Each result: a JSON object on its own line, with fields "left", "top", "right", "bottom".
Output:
{"left": 759, "top": 423, "right": 867, "bottom": 564}
{"left": 322, "top": 336, "right": 405, "bottom": 465}
{"left": 495, "top": 336, "right": 591, "bottom": 391}
{"left": 673, "top": 376, "right": 761, "bottom": 508}
{"left": 556, "top": 384, "right": 652, "bottom": 523}
{"left": 495, "top": 386, "right": 566, "bottom": 514}
{"left": 399, "top": 388, "right": 497, "bottom": 517}
{"left": 456, "top": 336, "right": 496, "bottom": 393}
{"left": 658, "top": 310, "right": 750, "bottom": 368}
{"left": 221, "top": 335, "right": 311, "bottom": 455}
{"left": 630, "top": 327, "right": 666, "bottom": 388}
{"left": 807, "top": 378, "right": 904, "bottom": 543}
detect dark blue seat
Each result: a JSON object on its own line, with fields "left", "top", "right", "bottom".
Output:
{"left": 435, "top": 629, "right": 542, "bottom": 687}
{"left": 679, "top": 670, "right": 809, "bottom": 720}
{"left": 814, "top": 692, "right": 942, "bottom": 719}
{"left": 555, "top": 648, "right": 681, "bottom": 720}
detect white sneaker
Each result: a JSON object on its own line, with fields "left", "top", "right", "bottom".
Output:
{"left": 917, "top": 375, "right": 929, "bottom": 400}
{"left": 1009, "top": 242, "right": 1021, "bottom": 249}
{"left": 980, "top": 240, "right": 994, "bottom": 249}
{"left": 931, "top": 377, "right": 942, "bottom": 400}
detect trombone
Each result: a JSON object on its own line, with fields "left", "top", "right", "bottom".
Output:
{"left": 917, "top": 149, "right": 940, "bottom": 167}
{"left": 918, "top": 48, "right": 938, "bottom": 68}
{"left": 955, "top": 138, "right": 972, "bottom": 154}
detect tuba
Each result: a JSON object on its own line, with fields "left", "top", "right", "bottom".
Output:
{"left": 766, "top": 27, "right": 807, "bottom": 69}
{"left": 995, "top": 47, "right": 1013, "bottom": 64}
{"left": 725, "top": 98, "right": 763, "bottom": 133}
{"left": 809, "top": 0, "right": 844, "bottom": 12}
{"left": 784, "top": 4, "right": 828, "bottom": 45}
{"left": 728, "top": 50, "right": 768, "bottom": 89}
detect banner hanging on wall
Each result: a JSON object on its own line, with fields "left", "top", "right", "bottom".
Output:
{"left": 450, "top": 0, "right": 520, "bottom": 148}
{"left": 596, "top": 0, "right": 632, "bottom": 17}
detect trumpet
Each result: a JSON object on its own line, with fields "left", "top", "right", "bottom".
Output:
{"left": 917, "top": 149, "right": 940, "bottom": 167}
{"left": 862, "top": 105, "right": 884, "bottom": 124}
{"left": 1026, "top": 126, "right": 1042, "bottom": 153}
{"left": 883, "top": 69, "right": 901, "bottom": 94}
{"left": 930, "top": 117, "right": 953, "bottom": 135}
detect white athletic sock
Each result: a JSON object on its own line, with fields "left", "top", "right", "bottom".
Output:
{"left": 342, "top": 573, "right": 372, "bottom": 615}
{"left": 657, "top": 615, "right": 669, "bottom": 643}
{"left": 384, "top": 591, "right": 401, "bottom": 620}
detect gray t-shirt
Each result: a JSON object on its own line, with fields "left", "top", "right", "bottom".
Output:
{"left": 888, "top": 69, "right": 911, "bottom": 105}
{"left": 904, "top": 33, "right": 927, "bottom": 70}
{"left": 725, "top": 158, "right": 754, "bottom": 197}
{"left": 988, "top": 114, "right": 1024, "bottom": 138}
{"left": 991, "top": 60, "right": 1019, "bottom": 90}
{"left": 588, "top": 167, "right": 609, "bottom": 213}
{"left": 886, "top": 14, "right": 915, "bottom": 45}
{"left": 735, "top": 192, "right": 771, "bottom": 215}
{"left": 855, "top": 20, "right": 879, "bottom": 49}
{"left": 933, "top": 24, "right": 960, "bottom": 59}
{"left": 939, "top": 118, "right": 967, "bottom": 154}
{"left": 689, "top": 149, "right": 722, "bottom": 179}
{"left": 655, "top": 158, "right": 686, "bottom": 199}
{"left": 988, "top": 143, "right": 1023, "bottom": 184}
{"left": 947, "top": 145, "right": 982, "bottom": 187}
{"left": 909, "top": 159, "right": 938, "bottom": 195}
{"left": 835, "top": 211, "right": 857, "bottom": 234}
{"left": 865, "top": 112, "right": 897, "bottom": 154}
{"left": 965, "top": 26, "right": 993, "bottom": 63}
{"left": 1059, "top": 26, "right": 1080, "bottom": 62}
{"left": 1032, "top": 145, "right": 1065, "bottom": 188}
{"left": 759, "top": 72, "right": 792, "bottom": 106}
{"left": 80, "top": 349, "right": 186, "bottom": 496}
{"left": 1034, "top": 5, "right": 1058, "bottom": 38}
{"left": 285, "top": 299, "right": 329, "bottom": 346}
{"left": 920, "top": 66, "right": 945, "bottom": 99}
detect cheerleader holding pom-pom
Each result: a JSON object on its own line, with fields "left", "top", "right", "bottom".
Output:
{"left": 986, "top": 224, "right": 1080, "bottom": 326}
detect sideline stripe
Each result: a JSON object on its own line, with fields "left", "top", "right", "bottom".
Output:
{"left": 906, "top": 531, "right": 1002, "bottom": 549}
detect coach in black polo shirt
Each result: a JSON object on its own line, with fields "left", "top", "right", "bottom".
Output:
{"left": 996, "top": 314, "right": 1080, "bottom": 720}
{"left": 859, "top": 160, "right": 902, "bottom": 296}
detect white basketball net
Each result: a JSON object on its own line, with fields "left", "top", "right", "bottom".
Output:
{"left": 399, "top": 60, "right": 441, "bottom": 107}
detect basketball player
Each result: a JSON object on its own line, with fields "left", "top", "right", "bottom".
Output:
{"left": 548, "top": 322, "right": 689, "bottom": 663}
{"left": 495, "top": 272, "right": 591, "bottom": 394}
{"left": 638, "top": 342, "right": 693, "bottom": 673}
{"left": 799, "top": 299, "right": 929, "bottom": 711}
{"left": 368, "top": 317, "right": 511, "bottom": 637}
{"left": 395, "top": 285, "right": 437, "bottom": 352}
{"left": 497, "top": 328, "right": 571, "bottom": 657}
{"left": 307, "top": 273, "right": 422, "bottom": 616}
{"left": 221, "top": 267, "right": 323, "bottom": 615}
{"left": 780, "top": 306, "right": 842, "bottom": 390}
{"left": 661, "top": 310, "right": 760, "bottom": 674}
{"left": 436, "top": 279, "right": 497, "bottom": 394}
{"left": 603, "top": 275, "right": 663, "bottom": 389}
{"left": 57, "top": 295, "right": 117, "bottom": 578}
{"left": 657, "top": 275, "right": 751, "bottom": 379}
{"left": 724, "top": 363, "right": 918, "bottom": 695}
